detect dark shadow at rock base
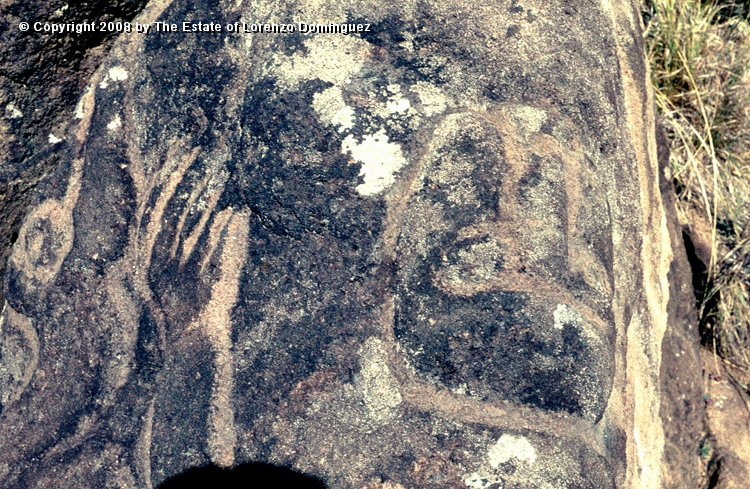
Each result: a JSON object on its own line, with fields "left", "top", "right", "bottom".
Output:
{"left": 157, "top": 463, "right": 328, "bottom": 489}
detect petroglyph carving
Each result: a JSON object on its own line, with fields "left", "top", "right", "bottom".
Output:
{"left": 7, "top": 158, "right": 83, "bottom": 291}
{"left": 0, "top": 0, "right": 703, "bottom": 488}
{"left": 0, "top": 303, "right": 39, "bottom": 409}
{"left": 382, "top": 107, "right": 613, "bottom": 428}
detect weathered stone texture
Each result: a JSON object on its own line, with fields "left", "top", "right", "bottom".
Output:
{"left": 656, "top": 121, "right": 705, "bottom": 489}
{"left": 0, "top": 0, "right": 150, "bottom": 307}
{"left": 1, "top": 0, "right": 704, "bottom": 488}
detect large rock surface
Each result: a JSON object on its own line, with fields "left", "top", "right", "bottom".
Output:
{"left": 0, "top": 0, "right": 704, "bottom": 488}
{"left": 0, "top": 0, "right": 150, "bottom": 307}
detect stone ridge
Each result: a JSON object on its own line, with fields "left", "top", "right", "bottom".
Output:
{"left": 0, "top": 0, "right": 703, "bottom": 488}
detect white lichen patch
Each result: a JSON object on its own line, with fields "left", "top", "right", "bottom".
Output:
{"left": 99, "top": 66, "right": 129, "bottom": 89}
{"left": 5, "top": 103, "right": 23, "bottom": 119}
{"left": 52, "top": 3, "right": 69, "bottom": 16}
{"left": 357, "top": 337, "right": 402, "bottom": 424}
{"left": 553, "top": 303, "right": 581, "bottom": 330}
{"left": 107, "top": 114, "right": 122, "bottom": 131}
{"left": 463, "top": 435, "right": 537, "bottom": 488}
{"left": 108, "top": 66, "right": 129, "bottom": 82}
{"left": 410, "top": 81, "right": 448, "bottom": 116}
{"left": 387, "top": 97, "right": 410, "bottom": 114}
{"left": 487, "top": 434, "right": 537, "bottom": 467}
{"left": 48, "top": 133, "right": 62, "bottom": 144}
{"left": 274, "top": 41, "right": 421, "bottom": 196}
{"left": 385, "top": 84, "right": 411, "bottom": 114}
{"left": 312, "top": 86, "right": 355, "bottom": 132}
{"left": 342, "top": 129, "right": 407, "bottom": 196}
{"left": 398, "top": 31, "right": 415, "bottom": 52}
{"left": 331, "top": 106, "right": 355, "bottom": 130}
{"left": 272, "top": 35, "right": 370, "bottom": 91}
{"left": 460, "top": 240, "right": 502, "bottom": 279}
{"left": 369, "top": 84, "right": 413, "bottom": 119}
{"left": 450, "top": 382, "right": 470, "bottom": 395}
{"left": 464, "top": 472, "right": 497, "bottom": 489}
{"left": 74, "top": 86, "right": 91, "bottom": 119}
{"left": 509, "top": 105, "right": 547, "bottom": 133}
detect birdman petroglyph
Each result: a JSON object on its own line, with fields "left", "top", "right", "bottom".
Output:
{"left": 387, "top": 106, "right": 614, "bottom": 421}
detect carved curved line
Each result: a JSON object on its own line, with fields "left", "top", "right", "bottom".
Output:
{"left": 195, "top": 209, "right": 250, "bottom": 468}
{"left": 179, "top": 178, "right": 227, "bottom": 267}
{"left": 0, "top": 303, "right": 40, "bottom": 408}
{"left": 8, "top": 157, "right": 84, "bottom": 287}
{"left": 432, "top": 271, "right": 611, "bottom": 338}
{"left": 376, "top": 107, "right": 611, "bottom": 457}
{"left": 199, "top": 207, "right": 234, "bottom": 274}
{"left": 377, "top": 297, "right": 606, "bottom": 457}
{"left": 139, "top": 144, "right": 201, "bottom": 271}
{"left": 135, "top": 399, "right": 156, "bottom": 489}
{"left": 169, "top": 169, "right": 212, "bottom": 260}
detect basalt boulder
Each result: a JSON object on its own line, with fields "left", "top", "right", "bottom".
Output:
{"left": 0, "top": 0, "right": 150, "bottom": 307}
{"left": 0, "top": 1, "right": 704, "bottom": 488}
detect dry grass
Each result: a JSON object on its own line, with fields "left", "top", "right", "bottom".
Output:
{"left": 643, "top": 0, "right": 750, "bottom": 370}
